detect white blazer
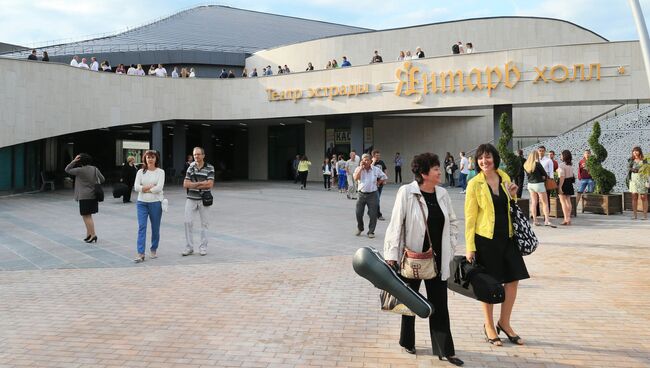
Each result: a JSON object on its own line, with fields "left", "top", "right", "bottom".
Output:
{"left": 383, "top": 181, "right": 460, "bottom": 281}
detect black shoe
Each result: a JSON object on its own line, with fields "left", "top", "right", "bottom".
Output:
{"left": 403, "top": 347, "right": 416, "bottom": 354}
{"left": 483, "top": 324, "right": 502, "bottom": 346}
{"left": 496, "top": 322, "right": 524, "bottom": 345}
{"left": 83, "top": 235, "right": 91, "bottom": 242}
{"left": 85, "top": 235, "right": 97, "bottom": 243}
{"left": 439, "top": 356, "right": 464, "bottom": 366}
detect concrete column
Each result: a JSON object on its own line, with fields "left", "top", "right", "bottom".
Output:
{"left": 172, "top": 121, "right": 187, "bottom": 176}
{"left": 201, "top": 126, "right": 214, "bottom": 165}
{"left": 305, "top": 119, "right": 325, "bottom": 182}
{"left": 493, "top": 105, "right": 513, "bottom": 150}
{"left": 248, "top": 126, "right": 268, "bottom": 180}
{"left": 151, "top": 122, "right": 163, "bottom": 166}
{"left": 350, "top": 115, "right": 364, "bottom": 154}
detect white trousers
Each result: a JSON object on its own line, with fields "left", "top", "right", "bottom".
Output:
{"left": 184, "top": 199, "right": 209, "bottom": 251}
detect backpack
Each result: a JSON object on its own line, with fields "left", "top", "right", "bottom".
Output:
{"left": 452, "top": 43, "right": 460, "bottom": 54}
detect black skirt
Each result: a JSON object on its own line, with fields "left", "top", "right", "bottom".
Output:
{"left": 475, "top": 234, "right": 529, "bottom": 284}
{"left": 561, "top": 177, "right": 575, "bottom": 195}
{"left": 79, "top": 199, "right": 98, "bottom": 216}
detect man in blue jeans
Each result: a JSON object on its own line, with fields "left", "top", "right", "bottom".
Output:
{"left": 577, "top": 149, "right": 595, "bottom": 212}
{"left": 458, "top": 151, "right": 470, "bottom": 193}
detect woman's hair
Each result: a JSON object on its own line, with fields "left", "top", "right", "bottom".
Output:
{"left": 126, "top": 156, "right": 135, "bottom": 164}
{"left": 474, "top": 143, "right": 501, "bottom": 173}
{"left": 77, "top": 153, "right": 92, "bottom": 166}
{"left": 632, "top": 146, "right": 644, "bottom": 159}
{"left": 561, "top": 150, "right": 572, "bottom": 165}
{"left": 142, "top": 150, "right": 160, "bottom": 173}
{"left": 301, "top": 155, "right": 308, "bottom": 161}
{"left": 523, "top": 150, "right": 540, "bottom": 173}
{"left": 411, "top": 152, "right": 440, "bottom": 184}
{"left": 338, "top": 154, "right": 343, "bottom": 160}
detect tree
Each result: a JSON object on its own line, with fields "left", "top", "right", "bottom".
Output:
{"left": 586, "top": 121, "right": 616, "bottom": 194}
{"left": 496, "top": 112, "right": 520, "bottom": 179}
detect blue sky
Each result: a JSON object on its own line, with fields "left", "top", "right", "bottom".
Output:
{"left": 2, "top": 0, "right": 650, "bottom": 47}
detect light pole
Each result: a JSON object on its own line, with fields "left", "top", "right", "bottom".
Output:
{"left": 629, "top": 0, "right": 650, "bottom": 89}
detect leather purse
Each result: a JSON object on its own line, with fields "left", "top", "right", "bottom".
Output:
{"left": 399, "top": 197, "right": 437, "bottom": 280}
{"left": 544, "top": 178, "right": 557, "bottom": 191}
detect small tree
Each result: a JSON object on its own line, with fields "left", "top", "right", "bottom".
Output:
{"left": 586, "top": 121, "right": 616, "bottom": 194}
{"left": 496, "top": 112, "right": 520, "bottom": 179}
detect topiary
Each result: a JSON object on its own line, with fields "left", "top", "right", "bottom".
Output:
{"left": 496, "top": 112, "right": 520, "bottom": 180}
{"left": 586, "top": 121, "right": 616, "bottom": 194}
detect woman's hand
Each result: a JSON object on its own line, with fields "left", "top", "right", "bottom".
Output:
{"left": 466, "top": 251, "right": 475, "bottom": 263}
{"left": 507, "top": 182, "right": 518, "bottom": 198}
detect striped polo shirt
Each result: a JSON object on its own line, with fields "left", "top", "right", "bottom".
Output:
{"left": 185, "top": 161, "right": 215, "bottom": 200}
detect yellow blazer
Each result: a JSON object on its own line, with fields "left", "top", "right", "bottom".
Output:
{"left": 464, "top": 169, "right": 514, "bottom": 252}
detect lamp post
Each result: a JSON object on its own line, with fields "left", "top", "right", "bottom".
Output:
{"left": 629, "top": 0, "right": 650, "bottom": 89}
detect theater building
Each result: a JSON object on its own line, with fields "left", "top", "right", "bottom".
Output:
{"left": 1, "top": 6, "right": 648, "bottom": 192}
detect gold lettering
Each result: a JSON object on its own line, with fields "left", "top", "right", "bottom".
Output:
{"left": 504, "top": 61, "right": 520, "bottom": 89}
{"left": 485, "top": 66, "right": 502, "bottom": 96}
{"left": 308, "top": 88, "right": 318, "bottom": 98}
{"left": 348, "top": 85, "right": 357, "bottom": 96}
{"left": 550, "top": 64, "right": 569, "bottom": 83}
{"left": 466, "top": 68, "right": 483, "bottom": 91}
{"left": 319, "top": 87, "right": 327, "bottom": 97}
{"left": 359, "top": 84, "right": 369, "bottom": 94}
{"left": 328, "top": 86, "right": 339, "bottom": 100}
{"left": 571, "top": 64, "right": 585, "bottom": 81}
{"left": 292, "top": 89, "right": 302, "bottom": 102}
{"left": 266, "top": 88, "right": 275, "bottom": 101}
{"left": 586, "top": 63, "right": 601, "bottom": 80}
{"left": 533, "top": 66, "right": 548, "bottom": 84}
{"left": 439, "top": 70, "right": 464, "bottom": 93}
{"left": 395, "top": 62, "right": 408, "bottom": 96}
{"left": 272, "top": 91, "right": 280, "bottom": 100}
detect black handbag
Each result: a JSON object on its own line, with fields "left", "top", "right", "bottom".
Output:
{"left": 94, "top": 168, "right": 104, "bottom": 202}
{"left": 448, "top": 256, "right": 505, "bottom": 304}
{"left": 201, "top": 191, "right": 213, "bottom": 206}
{"left": 506, "top": 192, "right": 538, "bottom": 256}
{"left": 112, "top": 183, "right": 128, "bottom": 198}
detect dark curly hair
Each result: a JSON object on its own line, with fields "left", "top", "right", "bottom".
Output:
{"left": 77, "top": 153, "right": 93, "bottom": 166}
{"left": 411, "top": 153, "right": 440, "bottom": 184}
{"left": 474, "top": 143, "right": 500, "bottom": 173}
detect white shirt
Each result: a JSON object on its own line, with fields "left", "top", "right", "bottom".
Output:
{"left": 127, "top": 67, "right": 136, "bottom": 75}
{"left": 466, "top": 47, "right": 474, "bottom": 54}
{"left": 172, "top": 70, "right": 179, "bottom": 78}
{"left": 539, "top": 156, "right": 554, "bottom": 177}
{"left": 154, "top": 68, "right": 167, "bottom": 77}
{"left": 135, "top": 69, "right": 145, "bottom": 76}
{"left": 90, "top": 61, "right": 99, "bottom": 71}
{"left": 383, "top": 182, "right": 459, "bottom": 281}
{"left": 356, "top": 165, "right": 387, "bottom": 193}
{"left": 78, "top": 62, "right": 89, "bottom": 69}
{"left": 134, "top": 168, "right": 165, "bottom": 202}
{"left": 70, "top": 59, "right": 78, "bottom": 67}
{"left": 189, "top": 71, "right": 196, "bottom": 78}
{"left": 460, "top": 157, "right": 470, "bottom": 174}
{"left": 347, "top": 157, "right": 360, "bottom": 174}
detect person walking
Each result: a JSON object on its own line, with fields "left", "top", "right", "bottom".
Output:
{"left": 65, "top": 153, "right": 104, "bottom": 243}
{"left": 394, "top": 152, "right": 403, "bottom": 184}
{"left": 524, "top": 151, "right": 553, "bottom": 227}
{"left": 133, "top": 150, "right": 165, "bottom": 263}
{"left": 182, "top": 147, "right": 215, "bottom": 256}
{"left": 120, "top": 156, "right": 138, "bottom": 203}
{"left": 336, "top": 155, "right": 347, "bottom": 193}
{"left": 458, "top": 152, "right": 470, "bottom": 193}
{"left": 346, "top": 150, "right": 360, "bottom": 199}
{"left": 384, "top": 153, "right": 463, "bottom": 366}
{"left": 629, "top": 146, "right": 648, "bottom": 220}
{"left": 444, "top": 153, "right": 456, "bottom": 187}
{"left": 557, "top": 150, "right": 575, "bottom": 225}
{"left": 322, "top": 158, "right": 332, "bottom": 190}
{"left": 465, "top": 143, "right": 529, "bottom": 348}
{"left": 297, "top": 155, "right": 311, "bottom": 189}
{"left": 372, "top": 150, "right": 388, "bottom": 220}
{"left": 292, "top": 154, "right": 300, "bottom": 183}
{"left": 576, "top": 149, "right": 595, "bottom": 212}
{"left": 353, "top": 153, "right": 387, "bottom": 238}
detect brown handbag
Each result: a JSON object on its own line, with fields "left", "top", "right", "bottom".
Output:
{"left": 400, "top": 197, "right": 438, "bottom": 280}
{"left": 545, "top": 178, "right": 558, "bottom": 191}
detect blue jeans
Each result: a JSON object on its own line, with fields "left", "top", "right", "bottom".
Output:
{"left": 578, "top": 178, "right": 594, "bottom": 193}
{"left": 459, "top": 173, "right": 468, "bottom": 190}
{"left": 137, "top": 200, "right": 162, "bottom": 255}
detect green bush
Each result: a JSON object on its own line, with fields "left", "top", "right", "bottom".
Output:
{"left": 586, "top": 121, "right": 616, "bottom": 194}
{"left": 496, "top": 112, "right": 520, "bottom": 180}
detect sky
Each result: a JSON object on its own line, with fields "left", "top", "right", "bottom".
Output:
{"left": 2, "top": 0, "right": 650, "bottom": 47}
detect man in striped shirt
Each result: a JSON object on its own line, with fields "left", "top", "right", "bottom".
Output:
{"left": 182, "top": 147, "right": 215, "bottom": 256}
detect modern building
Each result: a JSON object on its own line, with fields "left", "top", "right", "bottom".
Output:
{"left": 1, "top": 7, "right": 649, "bottom": 193}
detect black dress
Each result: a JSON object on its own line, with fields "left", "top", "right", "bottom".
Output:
{"left": 475, "top": 182, "right": 529, "bottom": 284}
{"left": 561, "top": 176, "right": 575, "bottom": 195}
{"left": 400, "top": 191, "right": 456, "bottom": 357}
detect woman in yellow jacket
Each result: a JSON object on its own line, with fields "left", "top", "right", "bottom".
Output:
{"left": 464, "top": 144, "right": 529, "bottom": 346}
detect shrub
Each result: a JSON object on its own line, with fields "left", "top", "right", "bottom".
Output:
{"left": 496, "top": 112, "right": 520, "bottom": 180}
{"left": 586, "top": 121, "right": 616, "bottom": 194}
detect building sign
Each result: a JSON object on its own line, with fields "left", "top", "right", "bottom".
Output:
{"left": 334, "top": 130, "right": 350, "bottom": 144}
{"left": 265, "top": 61, "right": 624, "bottom": 103}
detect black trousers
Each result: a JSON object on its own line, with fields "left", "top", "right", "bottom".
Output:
{"left": 515, "top": 174, "right": 524, "bottom": 198}
{"left": 323, "top": 174, "right": 331, "bottom": 189}
{"left": 298, "top": 171, "right": 308, "bottom": 187}
{"left": 123, "top": 185, "right": 133, "bottom": 203}
{"left": 395, "top": 167, "right": 402, "bottom": 183}
{"left": 399, "top": 277, "right": 455, "bottom": 357}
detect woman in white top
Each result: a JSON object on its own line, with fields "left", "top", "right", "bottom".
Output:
{"left": 404, "top": 50, "right": 412, "bottom": 60}
{"left": 189, "top": 68, "right": 196, "bottom": 78}
{"left": 397, "top": 50, "right": 405, "bottom": 61}
{"left": 557, "top": 150, "right": 575, "bottom": 225}
{"left": 133, "top": 150, "right": 165, "bottom": 263}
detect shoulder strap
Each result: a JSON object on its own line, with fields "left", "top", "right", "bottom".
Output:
{"left": 94, "top": 167, "right": 101, "bottom": 184}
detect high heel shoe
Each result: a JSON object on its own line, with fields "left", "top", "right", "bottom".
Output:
{"left": 133, "top": 254, "right": 145, "bottom": 263}
{"left": 439, "top": 356, "right": 464, "bottom": 366}
{"left": 83, "top": 235, "right": 91, "bottom": 242}
{"left": 496, "top": 322, "right": 524, "bottom": 345}
{"left": 84, "top": 235, "right": 97, "bottom": 243}
{"left": 483, "top": 325, "right": 502, "bottom": 346}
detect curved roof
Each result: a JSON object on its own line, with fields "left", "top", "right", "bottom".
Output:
{"left": 1, "top": 5, "right": 369, "bottom": 58}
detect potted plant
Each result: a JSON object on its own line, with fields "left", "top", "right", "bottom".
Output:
{"left": 583, "top": 121, "right": 622, "bottom": 215}
{"left": 496, "top": 112, "right": 529, "bottom": 217}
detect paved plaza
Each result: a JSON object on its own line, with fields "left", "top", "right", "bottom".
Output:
{"left": 0, "top": 182, "right": 649, "bottom": 368}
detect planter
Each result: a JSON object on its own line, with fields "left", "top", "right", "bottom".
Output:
{"left": 582, "top": 193, "right": 623, "bottom": 215}
{"left": 549, "top": 196, "right": 577, "bottom": 218}
{"left": 516, "top": 198, "right": 529, "bottom": 219}
{"left": 623, "top": 192, "right": 646, "bottom": 211}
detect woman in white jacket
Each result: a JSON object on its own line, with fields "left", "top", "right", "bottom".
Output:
{"left": 384, "top": 153, "right": 463, "bottom": 366}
